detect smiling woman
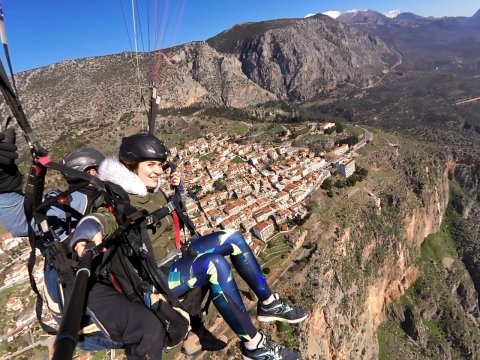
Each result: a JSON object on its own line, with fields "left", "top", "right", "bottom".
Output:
{"left": 117, "top": 133, "right": 179, "bottom": 189}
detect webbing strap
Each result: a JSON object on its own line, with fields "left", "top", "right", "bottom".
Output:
{"left": 27, "top": 236, "right": 57, "bottom": 335}
{"left": 36, "top": 182, "right": 86, "bottom": 212}
{"left": 145, "top": 202, "right": 174, "bottom": 226}
{"left": 145, "top": 197, "right": 196, "bottom": 239}
{"left": 24, "top": 162, "right": 57, "bottom": 335}
{"left": 173, "top": 205, "right": 196, "bottom": 237}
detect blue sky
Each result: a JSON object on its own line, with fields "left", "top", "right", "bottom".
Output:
{"left": 2, "top": 0, "right": 478, "bottom": 73}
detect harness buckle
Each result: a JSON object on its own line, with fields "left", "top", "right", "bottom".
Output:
{"left": 145, "top": 215, "right": 155, "bottom": 226}
{"left": 166, "top": 201, "right": 175, "bottom": 213}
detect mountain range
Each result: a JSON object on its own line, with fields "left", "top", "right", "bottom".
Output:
{"left": 7, "top": 13, "right": 398, "bottom": 150}
{"left": 8, "top": 8, "right": 479, "bottom": 139}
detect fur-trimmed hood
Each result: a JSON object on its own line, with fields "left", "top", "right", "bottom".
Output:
{"left": 97, "top": 157, "right": 149, "bottom": 196}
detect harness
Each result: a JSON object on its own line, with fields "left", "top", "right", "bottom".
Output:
{"left": 0, "top": 30, "right": 195, "bottom": 357}
{"left": 145, "top": 192, "right": 196, "bottom": 249}
{"left": 24, "top": 161, "right": 110, "bottom": 336}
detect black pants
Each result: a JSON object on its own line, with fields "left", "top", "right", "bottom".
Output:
{"left": 87, "top": 283, "right": 165, "bottom": 359}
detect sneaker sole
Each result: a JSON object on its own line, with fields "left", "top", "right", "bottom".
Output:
{"left": 243, "top": 353, "right": 302, "bottom": 360}
{"left": 242, "top": 355, "right": 264, "bottom": 360}
{"left": 181, "top": 347, "right": 202, "bottom": 356}
{"left": 257, "top": 314, "right": 308, "bottom": 323}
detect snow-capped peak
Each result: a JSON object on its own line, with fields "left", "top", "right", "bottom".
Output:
{"left": 321, "top": 11, "right": 341, "bottom": 19}
{"left": 385, "top": 9, "right": 402, "bottom": 18}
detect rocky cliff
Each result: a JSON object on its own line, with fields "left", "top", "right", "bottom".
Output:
{"left": 208, "top": 15, "right": 395, "bottom": 101}
{"left": 450, "top": 162, "right": 480, "bottom": 309}
{"left": 290, "top": 135, "right": 452, "bottom": 359}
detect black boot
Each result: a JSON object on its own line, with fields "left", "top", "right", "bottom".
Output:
{"left": 191, "top": 315, "right": 227, "bottom": 351}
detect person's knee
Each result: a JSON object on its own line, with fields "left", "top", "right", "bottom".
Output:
{"left": 126, "top": 304, "right": 165, "bottom": 348}
{"left": 220, "top": 229, "right": 246, "bottom": 246}
{"left": 139, "top": 304, "right": 165, "bottom": 332}
{"left": 131, "top": 313, "right": 165, "bottom": 357}
{"left": 224, "top": 230, "right": 249, "bottom": 255}
{"left": 143, "top": 324, "right": 165, "bottom": 346}
{"left": 203, "top": 254, "right": 232, "bottom": 281}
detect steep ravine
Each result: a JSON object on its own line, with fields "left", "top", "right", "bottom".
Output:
{"left": 452, "top": 162, "right": 480, "bottom": 306}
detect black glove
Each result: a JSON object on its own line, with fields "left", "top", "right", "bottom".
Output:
{"left": 0, "top": 128, "right": 22, "bottom": 193}
{"left": 0, "top": 128, "right": 18, "bottom": 167}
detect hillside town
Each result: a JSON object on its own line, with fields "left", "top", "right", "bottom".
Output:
{"left": 173, "top": 133, "right": 333, "bottom": 244}
{"left": 159, "top": 122, "right": 371, "bottom": 251}
{"left": 0, "top": 122, "right": 371, "bottom": 358}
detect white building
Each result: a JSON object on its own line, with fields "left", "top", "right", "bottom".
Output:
{"left": 1, "top": 237, "right": 23, "bottom": 251}
{"left": 252, "top": 220, "right": 275, "bottom": 242}
{"left": 318, "top": 122, "right": 335, "bottom": 132}
{"left": 336, "top": 158, "right": 356, "bottom": 178}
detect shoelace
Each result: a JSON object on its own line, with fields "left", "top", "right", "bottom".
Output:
{"left": 279, "top": 299, "right": 293, "bottom": 312}
{"left": 265, "top": 297, "right": 293, "bottom": 313}
{"left": 262, "top": 335, "right": 283, "bottom": 357}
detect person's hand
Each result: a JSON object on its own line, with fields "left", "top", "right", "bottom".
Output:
{"left": 73, "top": 231, "right": 104, "bottom": 257}
{"left": 0, "top": 128, "right": 18, "bottom": 167}
{"left": 169, "top": 171, "right": 181, "bottom": 187}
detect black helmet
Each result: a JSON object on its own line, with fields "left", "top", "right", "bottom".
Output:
{"left": 62, "top": 148, "right": 105, "bottom": 172}
{"left": 119, "top": 132, "right": 169, "bottom": 164}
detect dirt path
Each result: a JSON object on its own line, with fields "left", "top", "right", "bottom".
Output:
{"left": 363, "top": 47, "right": 403, "bottom": 90}
{"left": 455, "top": 96, "right": 480, "bottom": 106}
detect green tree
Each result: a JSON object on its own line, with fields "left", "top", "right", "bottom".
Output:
{"left": 213, "top": 179, "right": 226, "bottom": 192}
{"left": 335, "top": 122, "right": 344, "bottom": 133}
{"left": 334, "top": 179, "right": 346, "bottom": 188}
{"left": 336, "top": 135, "right": 359, "bottom": 147}
{"left": 321, "top": 178, "right": 333, "bottom": 190}
{"left": 346, "top": 176, "right": 357, "bottom": 187}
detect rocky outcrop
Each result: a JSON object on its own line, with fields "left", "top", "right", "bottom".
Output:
{"left": 209, "top": 15, "right": 395, "bottom": 100}
{"left": 7, "top": 42, "right": 278, "bottom": 149}
{"left": 451, "top": 162, "right": 480, "bottom": 306}
{"left": 160, "top": 42, "right": 277, "bottom": 108}
{"left": 303, "top": 180, "right": 448, "bottom": 359}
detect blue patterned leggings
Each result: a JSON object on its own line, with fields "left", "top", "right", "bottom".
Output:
{"left": 166, "top": 229, "right": 272, "bottom": 341}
